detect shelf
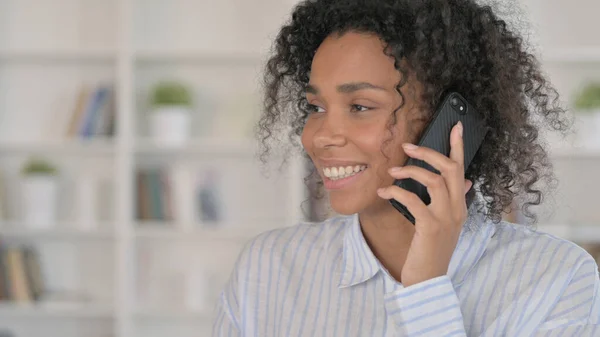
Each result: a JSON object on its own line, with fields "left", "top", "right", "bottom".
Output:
{"left": 0, "top": 224, "right": 115, "bottom": 240}
{"left": 135, "top": 138, "right": 259, "bottom": 158}
{"left": 0, "top": 48, "right": 263, "bottom": 65}
{"left": 541, "top": 47, "right": 600, "bottom": 63}
{"left": 0, "top": 302, "right": 113, "bottom": 319}
{"left": 0, "top": 139, "right": 116, "bottom": 156}
{"left": 0, "top": 48, "right": 116, "bottom": 63}
{"left": 134, "top": 308, "right": 212, "bottom": 320}
{"left": 134, "top": 49, "right": 263, "bottom": 65}
{"left": 537, "top": 224, "right": 600, "bottom": 243}
{"left": 135, "top": 222, "right": 268, "bottom": 242}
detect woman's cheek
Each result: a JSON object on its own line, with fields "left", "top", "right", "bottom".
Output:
{"left": 300, "top": 119, "right": 317, "bottom": 151}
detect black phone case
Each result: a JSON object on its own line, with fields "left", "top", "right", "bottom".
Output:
{"left": 389, "top": 92, "right": 488, "bottom": 224}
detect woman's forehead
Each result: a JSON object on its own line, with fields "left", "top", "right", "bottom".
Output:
{"left": 309, "top": 32, "right": 401, "bottom": 90}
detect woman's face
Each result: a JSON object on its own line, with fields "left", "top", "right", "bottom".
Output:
{"left": 301, "top": 31, "right": 425, "bottom": 215}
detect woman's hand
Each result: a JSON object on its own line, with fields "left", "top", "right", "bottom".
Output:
{"left": 376, "top": 121, "right": 472, "bottom": 287}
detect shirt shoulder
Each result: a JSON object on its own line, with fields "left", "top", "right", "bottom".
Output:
{"left": 478, "top": 220, "right": 599, "bottom": 309}
{"left": 456, "top": 220, "right": 600, "bottom": 334}
{"left": 491, "top": 220, "right": 598, "bottom": 276}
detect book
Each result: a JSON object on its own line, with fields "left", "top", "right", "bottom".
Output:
{"left": 22, "top": 246, "right": 44, "bottom": 301}
{"left": 66, "top": 86, "right": 90, "bottom": 137}
{"left": 65, "top": 84, "right": 115, "bottom": 139}
{"left": 0, "top": 241, "right": 8, "bottom": 301}
{"left": 0, "top": 245, "right": 45, "bottom": 303}
{"left": 136, "top": 168, "right": 174, "bottom": 222}
{"left": 5, "top": 248, "right": 31, "bottom": 302}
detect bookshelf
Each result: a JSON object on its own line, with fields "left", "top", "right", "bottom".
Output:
{"left": 134, "top": 50, "right": 263, "bottom": 65}
{"left": 0, "top": 48, "right": 116, "bottom": 63}
{"left": 0, "top": 1, "right": 304, "bottom": 337}
{"left": 0, "top": 139, "right": 116, "bottom": 156}
{"left": 0, "top": 224, "right": 115, "bottom": 241}
{"left": 0, "top": 302, "right": 114, "bottom": 319}
{"left": 134, "top": 139, "right": 260, "bottom": 156}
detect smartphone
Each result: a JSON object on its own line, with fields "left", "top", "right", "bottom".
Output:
{"left": 389, "top": 92, "right": 489, "bottom": 224}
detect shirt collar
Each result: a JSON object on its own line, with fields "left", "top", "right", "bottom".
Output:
{"left": 338, "top": 213, "right": 381, "bottom": 288}
{"left": 338, "top": 207, "right": 497, "bottom": 288}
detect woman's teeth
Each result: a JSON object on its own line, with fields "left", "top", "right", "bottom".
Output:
{"left": 323, "top": 165, "right": 367, "bottom": 180}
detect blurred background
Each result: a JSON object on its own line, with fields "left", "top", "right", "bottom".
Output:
{"left": 0, "top": 0, "right": 597, "bottom": 336}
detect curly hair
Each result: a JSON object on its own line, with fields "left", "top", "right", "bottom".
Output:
{"left": 256, "top": 0, "right": 571, "bottom": 224}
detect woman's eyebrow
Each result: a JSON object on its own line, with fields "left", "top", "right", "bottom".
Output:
{"left": 338, "top": 82, "right": 386, "bottom": 93}
{"left": 305, "top": 82, "right": 386, "bottom": 95}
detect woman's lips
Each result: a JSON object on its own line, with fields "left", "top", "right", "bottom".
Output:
{"left": 323, "top": 168, "right": 367, "bottom": 190}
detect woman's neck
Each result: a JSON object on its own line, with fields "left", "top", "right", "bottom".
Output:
{"left": 358, "top": 203, "right": 416, "bottom": 283}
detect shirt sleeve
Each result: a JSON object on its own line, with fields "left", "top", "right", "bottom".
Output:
{"left": 532, "top": 254, "right": 600, "bottom": 336}
{"left": 384, "top": 251, "right": 600, "bottom": 337}
{"left": 212, "top": 241, "right": 248, "bottom": 337}
{"left": 211, "top": 229, "right": 273, "bottom": 337}
{"left": 212, "top": 291, "right": 241, "bottom": 337}
{"left": 384, "top": 275, "right": 468, "bottom": 336}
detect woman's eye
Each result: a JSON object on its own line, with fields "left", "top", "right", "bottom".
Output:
{"left": 351, "top": 104, "right": 370, "bottom": 112}
{"left": 307, "top": 104, "right": 325, "bottom": 113}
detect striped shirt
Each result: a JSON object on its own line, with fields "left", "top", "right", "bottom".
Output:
{"left": 212, "top": 211, "right": 600, "bottom": 336}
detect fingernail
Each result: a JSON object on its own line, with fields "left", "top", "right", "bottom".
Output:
{"left": 403, "top": 143, "right": 418, "bottom": 151}
{"left": 457, "top": 121, "right": 463, "bottom": 137}
{"left": 389, "top": 167, "right": 402, "bottom": 173}
{"left": 377, "top": 188, "right": 385, "bottom": 194}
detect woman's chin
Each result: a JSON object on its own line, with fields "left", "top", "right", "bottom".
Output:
{"left": 329, "top": 191, "right": 391, "bottom": 216}
{"left": 329, "top": 195, "right": 368, "bottom": 215}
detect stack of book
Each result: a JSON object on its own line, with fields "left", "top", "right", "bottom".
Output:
{"left": 136, "top": 168, "right": 174, "bottom": 221}
{"left": 135, "top": 167, "right": 224, "bottom": 225}
{"left": 0, "top": 243, "right": 44, "bottom": 303}
{"left": 65, "top": 85, "right": 116, "bottom": 139}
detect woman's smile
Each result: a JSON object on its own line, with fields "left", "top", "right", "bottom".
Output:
{"left": 322, "top": 164, "right": 368, "bottom": 190}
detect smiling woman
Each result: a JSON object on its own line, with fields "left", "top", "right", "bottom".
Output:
{"left": 213, "top": 0, "right": 600, "bottom": 336}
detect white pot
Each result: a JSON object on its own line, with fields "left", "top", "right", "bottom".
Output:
{"left": 21, "top": 175, "right": 59, "bottom": 229}
{"left": 575, "top": 110, "right": 600, "bottom": 147}
{"left": 149, "top": 106, "right": 191, "bottom": 146}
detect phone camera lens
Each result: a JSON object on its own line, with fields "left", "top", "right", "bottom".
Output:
{"left": 451, "top": 97, "right": 459, "bottom": 106}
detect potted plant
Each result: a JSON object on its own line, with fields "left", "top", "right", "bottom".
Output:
{"left": 20, "top": 158, "right": 59, "bottom": 229}
{"left": 148, "top": 80, "right": 194, "bottom": 146}
{"left": 573, "top": 82, "right": 600, "bottom": 147}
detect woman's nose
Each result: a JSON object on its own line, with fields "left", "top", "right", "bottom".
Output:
{"left": 313, "top": 112, "right": 348, "bottom": 149}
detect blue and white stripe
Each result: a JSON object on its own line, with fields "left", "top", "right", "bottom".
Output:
{"left": 213, "top": 212, "right": 600, "bottom": 336}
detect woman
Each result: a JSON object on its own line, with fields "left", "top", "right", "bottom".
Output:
{"left": 213, "top": 0, "right": 600, "bottom": 335}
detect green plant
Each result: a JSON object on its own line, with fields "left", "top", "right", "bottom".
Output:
{"left": 21, "top": 158, "right": 58, "bottom": 176}
{"left": 574, "top": 82, "right": 600, "bottom": 112}
{"left": 150, "top": 81, "right": 193, "bottom": 108}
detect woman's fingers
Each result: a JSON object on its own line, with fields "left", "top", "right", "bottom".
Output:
{"left": 402, "top": 122, "right": 466, "bottom": 212}
{"left": 377, "top": 185, "right": 431, "bottom": 221}
{"left": 448, "top": 122, "right": 467, "bottom": 210}
{"left": 449, "top": 121, "right": 465, "bottom": 172}
{"left": 387, "top": 166, "right": 450, "bottom": 208}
